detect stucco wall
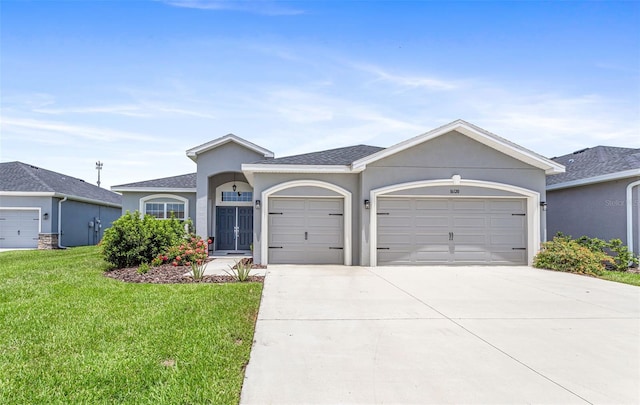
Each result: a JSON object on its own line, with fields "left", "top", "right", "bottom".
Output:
{"left": 547, "top": 177, "right": 640, "bottom": 253}
{"left": 58, "top": 198, "right": 121, "bottom": 246}
{"left": 251, "top": 173, "right": 361, "bottom": 264}
{"left": 195, "top": 142, "right": 267, "bottom": 237}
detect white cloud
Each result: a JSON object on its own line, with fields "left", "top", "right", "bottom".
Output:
{"left": 355, "top": 64, "right": 460, "bottom": 91}
{"left": 160, "top": 0, "right": 304, "bottom": 15}
{"left": 1, "top": 116, "right": 158, "bottom": 143}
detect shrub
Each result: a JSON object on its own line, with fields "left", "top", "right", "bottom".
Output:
{"left": 608, "top": 239, "right": 639, "bottom": 271}
{"left": 534, "top": 236, "right": 614, "bottom": 276}
{"left": 137, "top": 262, "right": 150, "bottom": 275}
{"left": 101, "top": 211, "right": 189, "bottom": 268}
{"left": 167, "top": 235, "right": 209, "bottom": 267}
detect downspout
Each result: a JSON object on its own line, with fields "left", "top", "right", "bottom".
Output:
{"left": 626, "top": 179, "right": 640, "bottom": 255}
{"left": 58, "top": 196, "right": 68, "bottom": 249}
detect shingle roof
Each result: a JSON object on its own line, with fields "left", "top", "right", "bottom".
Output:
{"left": 547, "top": 146, "right": 640, "bottom": 185}
{"left": 255, "top": 144, "right": 384, "bottom": 165}
{"left": 112, "top": 173, "right": 196, "bottom": 189}
{"left": 0, "top": 161, "right": 122, "bottom": 206}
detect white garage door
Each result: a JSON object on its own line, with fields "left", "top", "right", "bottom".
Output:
{"left": 0, "top": 209, "right": 40, "bottom": 249}
{"left": 377, "top": 198, "right": 527, "bottom": 265}
{"left": 268, "top": 198, "right": 343, "bottom": 264}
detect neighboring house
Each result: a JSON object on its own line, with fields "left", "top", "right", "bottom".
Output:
{"left": 0, "top": 162, "right": 122, "bottom": 249}
{"left": 546, "top": 146, "right": 640, "bottom": 255}
{"left": 113, "top": 119, "right": 565, "bottom": 266}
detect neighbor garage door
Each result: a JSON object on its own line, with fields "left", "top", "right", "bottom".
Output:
{"left": 377, "top": 198, "right": 527, "bottom": 265}
{"left": 0, "top": 209, "right": 40, "bottom": 249}
{"left": 268, "top": 198, "right": 343, "bottom": 264}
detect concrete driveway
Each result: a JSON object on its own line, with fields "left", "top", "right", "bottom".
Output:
{"left": 240, "top": 266, "right": 640, "bottom": 404}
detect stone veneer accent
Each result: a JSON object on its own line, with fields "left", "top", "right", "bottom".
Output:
{"left": 38, "top": 233, "right": 59, "bottom": 249}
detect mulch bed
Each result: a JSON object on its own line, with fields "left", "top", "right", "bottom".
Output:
{"left": 104, "top": 259, "right": 265, "bottom": 284}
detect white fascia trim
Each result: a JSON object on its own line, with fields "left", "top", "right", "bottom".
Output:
{"left": 369, "top": 177, "right": 540, "bottom": 266}
{"left": 0, "top": 191, "right": 121, "bottom": 208}
{"left": 242, "top": 164, "right": 352, "bottom": 173}
{"left": 139, "top": 194, "right": 190, "bottom": 219}
{"left": 260, "top": 179, "right": 352, "bottom": 266}
{"left": 547, "top": 169, "right": 640, "bottom": 191}
{"left": 186, "top": 134, "right": 274, "bottom": 162}
{"left": 626, "top": 179, "right": 640, "bottom": 255}
{"left": 352, "top": 120, "right": 565, "bottom": 175}
{"left": 0, "top": 207, "right": 42, "bottom": 233}
{"left": 242, "top": 164, "right": 352, "bottom": 187}
{"left": 111, "top": 187, "right": 196, "bottom": 193}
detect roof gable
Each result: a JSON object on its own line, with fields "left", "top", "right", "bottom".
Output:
{"left": 186, "top": 134, "right": 274, "bottom": 162}
{"left": 352, "top": 119, "right": 565, "bottom": 175}
{"left": 0, "top": 161, "right": 122, "bottom": 206}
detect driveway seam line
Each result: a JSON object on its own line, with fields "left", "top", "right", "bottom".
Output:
{"left": 368, "top": 268, "right": 594, "bottom": 405}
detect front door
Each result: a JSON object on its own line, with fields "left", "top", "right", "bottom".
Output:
{"left": 216, "top": 206, "right": 253, "bottom": 251}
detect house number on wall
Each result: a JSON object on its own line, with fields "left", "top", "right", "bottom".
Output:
{"left": 450, "top": 189, "right": 460, "bottom": 194}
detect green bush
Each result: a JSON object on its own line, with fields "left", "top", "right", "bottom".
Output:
{"left": 101, "top": 211, "right": 189, "bottom": 268}
{"left": 534, "top": 236, "right": 614, "bottom": 276}
{"left": 608, "top": 239, "right": 639, "bottom": 271}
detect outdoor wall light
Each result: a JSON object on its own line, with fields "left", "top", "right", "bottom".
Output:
{"left": 255, "top": 200, "right": 261, "bottom": 209}
{"left": 43, "top": 212, "right": 49, "bottom": 220}
{"left": 364, "top": 199, "right": 370, "bottom": 209}
{"left": 540, "top": 201, "right": 547, "bottom": 211}
{"left": 232, "top": 184, "right": 237, "bottom": 192}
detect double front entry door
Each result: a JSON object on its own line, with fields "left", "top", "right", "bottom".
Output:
{"left": 216, "top": 207, "right": 253, "bottom": 251}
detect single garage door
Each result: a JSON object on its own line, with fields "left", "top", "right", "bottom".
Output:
{"left": 268, "top": 198, "right": 343, "bottom": 264}
{"left": 0, "top": 209, "right": 40, "bottom": 249}
{"left": 377, "top": 198, "right": 527, "bottom": 265}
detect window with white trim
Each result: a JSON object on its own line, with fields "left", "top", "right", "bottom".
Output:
{"left": 221, "top": 191, "right": 253, "bottom": 202}
{"left": 144, "top": 202, "right": 186, "bottom": 220}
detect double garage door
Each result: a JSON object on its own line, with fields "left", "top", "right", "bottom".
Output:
{"left": 0, "top": 209, "right": 40, "bottom": 249}
{"left": 268, "top": 198, "right": 343, "bottom": 264}
{"left": 377, "top": 198, "right": 527, "bottom": 265}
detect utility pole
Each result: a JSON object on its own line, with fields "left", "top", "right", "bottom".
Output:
{"left": 96, "top": 161, "right": 103, "bottom": 188}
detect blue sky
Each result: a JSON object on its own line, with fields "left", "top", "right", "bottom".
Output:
{"left": 1, "top": 0, "right": 639, "bottom": 190}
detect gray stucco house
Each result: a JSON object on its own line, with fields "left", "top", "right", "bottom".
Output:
{"left": 113, "top": 120, "right": 565, "bottom": 266}
{"left": 0, "top": 162, "right": 122, "bottom": 249}
{"left": 547, "top": 146, "right": 640, "bottom": 255}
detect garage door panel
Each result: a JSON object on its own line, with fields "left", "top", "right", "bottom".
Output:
{"left": 415, "top": 199, "right": 448, "bottom": 210}
{"left": 414, "top": 251, "right": 451, "bottom": 263}
{"left": 271, "top": 199, "right": 306, "bottom": 210}
{"left": 489, "top": 216, "right": 525, "bottom": 228}
{"left": 308, "top": 200, "right": 342, "bottom": 211}
{"left": 489, "top": 200, "right": 525, "bottom": 211}
{"left": 414, "top": 216, "right": 448, "bottom": 227}
{"left": 378, "top": 199, "right": 412, "bottom": 210}
{"left": 453, "top": 216, "right": 486, "bottom": 228}
{"left": 270, "top": 248, "right": 343, "bottom": 265}
{"left": 452, "top": 200, "right": 486, "bottom": 211}
{"left": 414, "top": 233, "right": 449, "bottom": 245}
{"left": 490, "top": 250, "right": 526, "bottom": 263}
{"left": 307, "top": 216, "right": 342, "bottom": 228}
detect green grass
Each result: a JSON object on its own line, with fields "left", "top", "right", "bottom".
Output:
{"left": 598, "top": 269, "right": 640, "bottom": 286}
{"left": 0, "top": 247, "right": 263, "bottom": 404}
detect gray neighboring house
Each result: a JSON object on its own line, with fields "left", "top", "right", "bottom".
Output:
{"left": 546, "top": 146, "right": 640, "bottom": 255}
{"left": 113, "top": 119, "right": 565, "bottom": 266}
{"left": 0, "top": 161, "right": 122, "bottom": 249}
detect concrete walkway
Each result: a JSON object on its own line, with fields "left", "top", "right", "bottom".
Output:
{"left": 241, "top": 265, "right": 640, "bottom": 404}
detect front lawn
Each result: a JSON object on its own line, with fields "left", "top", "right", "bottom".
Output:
{"left": 0, "top": 247, "right": 263, "bottom": 404}
{"left": 598, "top": 269, "right": 640, "bottom": 286}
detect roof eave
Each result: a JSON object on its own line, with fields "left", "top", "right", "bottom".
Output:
{"left": 110, "top": 187, "right": 197, "bottom": 193}
{"left": 0, "top": 191, "right": 122, "bottom": 208}
{"left": 547, "top": 168, "right": 640, "bottom": 190}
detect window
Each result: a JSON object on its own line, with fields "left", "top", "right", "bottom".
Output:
{"left": 221, "top": 191, "right": 253, "bottom": 202}
{"left": 145, "top": 202, "right": 186, "bottom": 220}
